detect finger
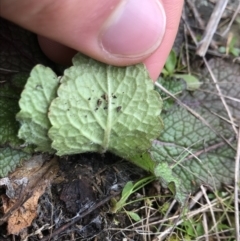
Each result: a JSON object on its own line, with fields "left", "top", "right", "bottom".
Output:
{"left": 1, "top": 0, "right": 166, "bottom": 66}
{"left": 144, "top": 0, "right": 184, "bottom": 81}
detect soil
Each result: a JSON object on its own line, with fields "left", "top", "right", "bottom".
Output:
{"left": 1, "top": 152, "right": 158, "bottom": 241}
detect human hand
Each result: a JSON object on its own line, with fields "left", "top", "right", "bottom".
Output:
{"left": 0, "top": 0, "right": 183, "bottom": 81}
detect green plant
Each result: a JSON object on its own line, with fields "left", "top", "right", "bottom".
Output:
{"left": 162, "top": 50, "right": 202, "bottom": 91}
{"left": 16, "top": 53, "right": 163, "bottom": 158}
{"left": 111, "top": 176, "right": 155, "bottom": 213}
{"left": 0, "top": 54, "right": 238, "bottom": 208}
{"left": 181, "top": 218, "right": 205, "bottom": 239}
{"left": 219, "top": 35, "right": 240, "bottom": 57}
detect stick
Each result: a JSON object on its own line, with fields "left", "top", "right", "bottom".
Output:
{"left": 234, "top": 123, "right": 240, "bottom": 241}
{"left": 196, "top": 0, "right": 228, "bottom": 57}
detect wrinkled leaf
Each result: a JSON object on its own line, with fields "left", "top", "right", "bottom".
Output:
{"left": 130, "top": 152, "right": 186, "bottom": 204}
{"left": 0, "top": 19, "right": 60, "bottom": 190}
{"left": 155, "top": 77, "right": 185, "bottom": 110}
{"left": 154, "top": 162, "right": 185, "bottom": 203}
{"left": 129, "top": 152, "right": 156, "bottom": 172}
{"left": 0, "top": 73, "right": 28, "bottom": 147}
{"left": 48, "top": 54, "right": 163, "bottom": 157}
{"left": 196, "top": 58, "right": 240, "bottom": 119}
{"left": 131, "top": 58, "right": 239, "bottom": 201}
{"left": 16, "top": 65, "right": 59, "bottom": 152}
{"left": 0, "top": 147, "right": 30, "bottom": 177}
{"left": 150, "top": 110, "right": 236, "bottom": 193}
{"left": 152, "top": 58, "right": 239, "bottom": 193}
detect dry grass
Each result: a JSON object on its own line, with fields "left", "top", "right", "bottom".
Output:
{"left": 108, "top": 185, "right": 236, "bottom": 241}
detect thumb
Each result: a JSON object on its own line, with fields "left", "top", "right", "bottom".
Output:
{"left": 1, "top": 0, "right": 166, "bottom": 66}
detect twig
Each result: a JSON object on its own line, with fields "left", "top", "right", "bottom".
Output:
{"left": 200, "top": 185, "right": 220, "bottom": 241}
{"left": 185, "top": 0, "right": 218, "bottom": 50}
{"left": 183, "top": 24, "right": 191, "bottom": 74}
{"left": 197, "top": 0, "right": 229, "bottom": 56}
{"left": 198, "top": 89, "right": 240, "bottom": 103}
{"left": 108, "top": 196, "right": 232, "bottom": 236}
{"left": 0, "top": 67, "right": 19, "bottom": 73}
{"left": 234, "top": 122, "right": 240, "bottom": 241}
{"left": 209, "top": 110, "right": 239, "bottom": 128}
{"left": 221, "top": 1, "right": 240, "bottom": 37}
{"left": 142, "top": 187, "right": 151, "bottom": 241}
{"left": 157, "top": 199, "right": 177, "bottom": 232}
{"left": 187, "top": 44, "right": 224, "bottom": 57}
{"left": 202, "top": 211, "right": 209, "bottom": 241}
{"left": 203, "top": 57, "right": 238, "bottom": 136}
{"left": 186, "top": 0, "right": 205, "bottom": 29}
{"left": 151, "top": 195, "right": 228, "bottom": 241}
{"left": 188, "top": 189, "right": 204, "bottom": 209}
{"left": 182, "top": 10, "right": 199, "bottom": 47}
{"left": 40, "top": 192, "right": 120, "bottom": 241}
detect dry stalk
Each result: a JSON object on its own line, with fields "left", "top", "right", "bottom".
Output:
{"left": 197, "top": 0, "right": 229, "bottom": 56}
{"left": 200, "top": 185, "right": 220, "bottom": 241}
{"left": 234, "top": 123, "right": 240, "bottom": 240}
{"left": 221, "top": 1, "right": 240, "bottom": 36}
{"left": 203, "top": 57, "right": 238, "bottom": 136}
{"left": 202, "top": 211, "right": 209, "bottom": 241}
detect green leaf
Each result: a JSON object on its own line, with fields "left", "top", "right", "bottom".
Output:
{"left": 161, "top": 68, "right": 169, "bottom": 77}
{"left": 174, "top": 74, "right": 202, "bottom": 91}
{"left": 228, "top": 36, "right": 237, "bottom": 51}
{"left": 111, "top": 181, "right": 134, "bottom": 213}
{"left": 152, "top": 58, "right": 239, "bottom": 194}
{"left": 164, "top": 50, "right": 177, "bottom": 75}
{"left": 0, "top": 147, "right": 30, "bottom": 177}
{"left": 122, "top": 181, "right": 134, "bottom": 199}
{"left": 155, "top": 77, "right": 185, "bottom": 110}
{"left": 218, "top": 46, "right": 226, "bottom": 54}
{"left": 112, "top": 176, "right": 155, "bottom": 213}
{"left": 156, "top": 77, "right": 185, "bottom": 96}
{"left": 151, "top": 106, "right": 236, "bottom": 193}
{"left": 130, "top": 147, "right": 187, "bottom": 204}
{"left": 197, "top": 58, "right": 240, "bottom": 119}
{"left": 154, "top": 162, "right": 185, "bottom": 204}
{"left": 48, "top": 53, "right": 163, "bottom": 157}
{"left": 126, "top": 211, "right": 141, "bottom": 222}
{"left": 130, "top": 58, "right": 239, "bottom": 202}
{"left": 230, "top": 47, "right": 240, "bottom": 57}
{"left": 0, "top": 73, "right": 28, "bottom": 148}
{"left": 16, "top": 65, "right": 59, "bottom": 152}
{"left": 128, "top": 152, "right": 156, "bottom": 172}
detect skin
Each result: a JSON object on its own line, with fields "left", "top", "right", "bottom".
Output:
{"left": 0, "top": 0, "right": 184, "bottom": 81}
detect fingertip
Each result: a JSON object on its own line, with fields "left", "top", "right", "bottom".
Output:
{"left": 144, "top": 0, "right": 184, "bottom": 81}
